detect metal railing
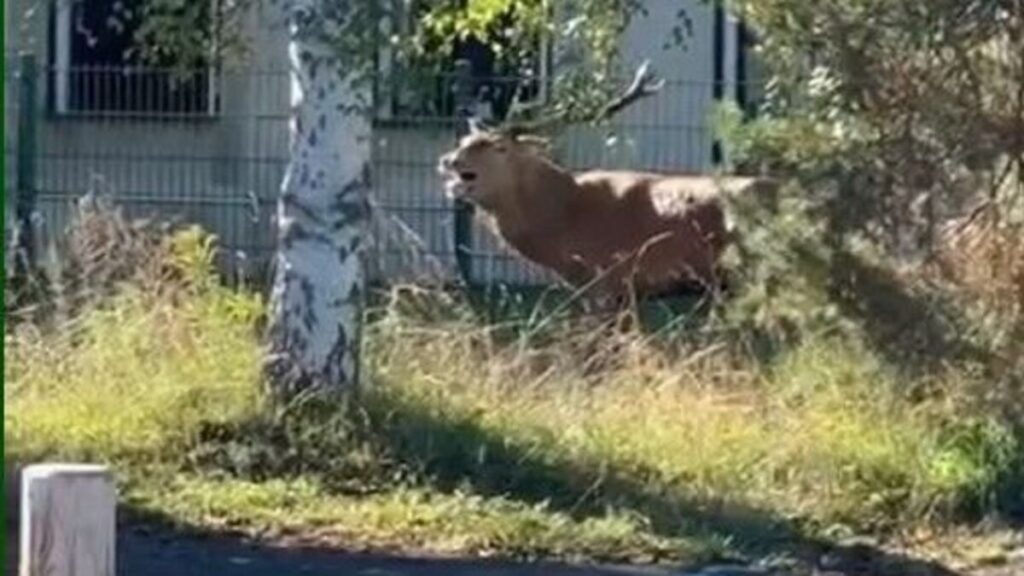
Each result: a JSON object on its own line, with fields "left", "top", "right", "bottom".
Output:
{"left": 4, "top": 53, "right": 737, "bottom": 290}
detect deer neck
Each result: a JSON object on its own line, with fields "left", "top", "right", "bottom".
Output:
{"left": 493, "top": 155, "right": 580, "bottom": 247}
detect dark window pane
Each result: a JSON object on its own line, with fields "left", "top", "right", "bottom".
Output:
{"left": 63, "top": 0, "right": 214, "bottom": 115}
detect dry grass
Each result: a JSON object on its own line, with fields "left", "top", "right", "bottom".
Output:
{"left": 4, "top": 224, "right": 264, "bottom": 467}
{"left": 4, "top": 205, "right": 1023, "bottom": 564}
{"left": 365, "top": 294, "right": 1019, "bottom": 535}
{"left": 936, "top": 208, "right": 1024, "bottom": 344}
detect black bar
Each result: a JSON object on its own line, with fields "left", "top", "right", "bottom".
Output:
{"left": 14, "top": 53, "right": 39, "bottom": 294}
{"left": 452, "top": 59, "right": 475, "bottom": 285}
{"left": 711, "top": 1, "right": 725, "bottom": 166}
{"left": 735, "top": 19, "right": 748, "bottom": 115}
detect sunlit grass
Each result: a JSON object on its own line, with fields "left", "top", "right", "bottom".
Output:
{"left": 4, "top": 225, "right": 1021, "bottom": 564}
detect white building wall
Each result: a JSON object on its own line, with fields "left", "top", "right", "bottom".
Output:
{"left": 5, "top": 0, "right": 748, "bottom": 288}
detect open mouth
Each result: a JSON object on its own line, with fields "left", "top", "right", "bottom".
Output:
{"left": 438, "top": 161, "right": 477, "bottom": 200}
{"left": 442, "top": 173, "right": 472, "bottom": 200}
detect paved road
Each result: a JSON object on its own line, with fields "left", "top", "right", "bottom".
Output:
{"left": 6, "top": 528, "right": 762, "bottom": 576}
{"left": 116, "top": 533, "right": 708, "bottom": 576}
{"left": 11, "top": 524, "right": 1021, "bottom": 575}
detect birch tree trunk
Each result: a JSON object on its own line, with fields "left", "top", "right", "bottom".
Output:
{"left": 264, "top": 0, "right": 371, "bottom": 397}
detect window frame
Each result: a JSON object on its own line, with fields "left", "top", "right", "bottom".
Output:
{"left": 50, "top": 0, "right": 221, "bottom": 119}
{"left": 373, "top": 2, "right": 551, "bottom": 123}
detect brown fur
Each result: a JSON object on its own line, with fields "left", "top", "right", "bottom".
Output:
{"left": 438, "top": 131, "right": 770, "bottom": 299}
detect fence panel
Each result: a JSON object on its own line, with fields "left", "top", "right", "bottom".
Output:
{"left": 30, "top": 63, "right": 290, "bottom": 283}
{"left": 4, "top": 52, "right": 20, "bottom": 272}
{"left": 4, "top": 57, "right": 729, "bottom": 290}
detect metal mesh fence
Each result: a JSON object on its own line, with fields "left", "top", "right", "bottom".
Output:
{"left": 4, "top": 54, "right": 735, "bottom": 289}
{"left": 4, "top": 53, "right": 18, "bottom": 271}
{"left": 14, "top": 61, "right": 290, "bottom": 284}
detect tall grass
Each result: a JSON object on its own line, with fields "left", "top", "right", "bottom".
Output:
{"left": 4, "top": 225, "right": 264, "bottom": 467}
{"left": 363, "top": 294, "right": 1019, "bottom": 534}
{"left": 4, "top": 203, "right": 1022, "bottom": 564}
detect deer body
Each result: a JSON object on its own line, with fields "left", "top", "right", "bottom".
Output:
{"left": 439, "top": 132, "right": 763, "bottom": 298}
{"left": 437, "top": 60, "right": 772, "bottom": 299}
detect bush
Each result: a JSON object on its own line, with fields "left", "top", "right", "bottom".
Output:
{"left": 5, "top": 216, "right": 264, "bottom": 469}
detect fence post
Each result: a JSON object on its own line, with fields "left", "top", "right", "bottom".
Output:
{"left": 710, "top": 1, "right": 725, "bottom": 168}
{"left": 20, "top": 464, "right": 116, "bottom": 576}
{"left": 451, "top": 59, "right": 475, "bottom": 285}
{"left": 13, "top": 52, "right": 39, "bottom": 295}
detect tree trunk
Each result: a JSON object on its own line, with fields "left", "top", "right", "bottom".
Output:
{"left": 264, "top": 0, "right": 371, "bottom": 398}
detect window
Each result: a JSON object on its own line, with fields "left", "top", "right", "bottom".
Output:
{"left": 374, "top": 1, "right": 549, "bottom": 121}
{"left": 50, "top": 0, "right": 218, "bottom": 117}
{"left": 451, "top": 33, "right": 550, "bottom": 122}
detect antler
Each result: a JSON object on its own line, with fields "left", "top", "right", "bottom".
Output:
{"left": 598, "top": 59, "right": 666, "bottom": 119}
{"left": 496, "top": 59, "right": 666, "bottom": 139}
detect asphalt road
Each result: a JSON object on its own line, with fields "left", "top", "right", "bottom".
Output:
{"left": 8, "top": 524, "right": 1021, "bottom": 576}
{"left": 5, "top": 528, "right": 763, "bottom": 576}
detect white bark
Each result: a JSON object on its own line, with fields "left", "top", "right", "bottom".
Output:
{"left": 20, "top": 464, "right": 116, "bottom": 576}
{"left": 265, "top": 0, "right": 371, "bottom": 397}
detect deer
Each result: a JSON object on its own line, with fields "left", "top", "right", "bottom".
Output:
{"left": 437, "top": 61, "right": 776, "bottom": 304}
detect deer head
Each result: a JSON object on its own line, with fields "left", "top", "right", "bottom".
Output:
{"left": 437, "top": 60, "right": 665, "bottom": 209}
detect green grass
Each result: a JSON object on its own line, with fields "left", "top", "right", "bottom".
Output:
{"left": 127, "top": 476, "right": 711, "bottom": 561}
{"left": 4, "top": 287, "right": 262, "bottom": 465}
{"left": 5, "top": 227, "right": 1023, "bottom": 566}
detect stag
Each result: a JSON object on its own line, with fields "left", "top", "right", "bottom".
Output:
{"left": 438, "top": 61, "right": 774, "bottom": 301}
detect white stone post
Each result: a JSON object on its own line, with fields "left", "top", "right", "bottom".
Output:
{"left": 20, "top": 464, "right": 116, "bottom": 576}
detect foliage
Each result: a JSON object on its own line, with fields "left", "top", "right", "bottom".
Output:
{"left": 130, "top": 0, "right": 381, "bottom": 80}
{"left": 712, "top": 176, "right": 841, "bottom": 349}
{"left": 9, "top": 0, "right": 1024, "bottom": 566}
{"left": 712, "top": 1, "right": 1024, "bottom": 426}
{"left": 118, "top": 0, "right": 673, "bottom": 128}
{"left": 724, "top": 0, "right": 1023, "bottom": 252}
{"left": 397, "top": 0, "right": 652, "bottom": 127}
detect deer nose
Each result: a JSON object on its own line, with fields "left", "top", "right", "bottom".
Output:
{"left": 440, "top": 153, "right": 467, "bottom": 174}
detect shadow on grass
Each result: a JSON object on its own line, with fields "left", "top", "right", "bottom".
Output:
{"left": 183, "top": 387, "right": 963, "bottom": 576}
{"left": 827, "top": 250, "right": 1000, "bottom": 377}
{"left": 8, "top": 510, "right": 695, "bottom": 576}
{"left": 826, "top": 251, "right": 1024, "bottom": 519}
{"left": 360, "top": 389, "right": 962, "bottom": 575}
